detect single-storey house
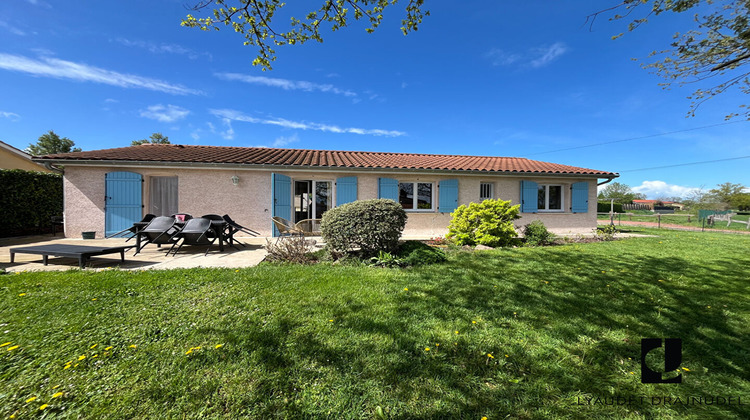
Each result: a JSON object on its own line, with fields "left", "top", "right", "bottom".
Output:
{"left": 1, "top": 140, "right": 54, "bottom": 173}
{"left": 632, "top": 199, "right": 684, "bottom": 210}
{"left": 34, "top": 144, "right": 618, "bottom": 238}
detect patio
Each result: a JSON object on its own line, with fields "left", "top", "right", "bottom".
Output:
{"left": 0, "top": 235, "right": 270, "bottom": 272}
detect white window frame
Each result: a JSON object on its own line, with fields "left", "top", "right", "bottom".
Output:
{"left": 480, "top": 182, "right": 494, "bottom": 201}
{"left": 538, "top": 184, "right": 564, "bottom": 212}
{"left": 292, "top": 179, "right": 335, "bottom": 222}
{"left": 398, "top": 181, "right": 435, "bottom": 212}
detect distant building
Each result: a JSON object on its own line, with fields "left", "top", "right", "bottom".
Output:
{"left": 632, "top": 199, "right": 684, "bottom": 210}
{"left": 0, "top": 140, "right": 54, "bottom": 172}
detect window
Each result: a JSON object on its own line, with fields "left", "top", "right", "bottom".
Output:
{"left": 480, "top": 182, "right": 494, "bottom": 201}
{"left": 399, "top": 182, "right": 434, "bottom": 211}
{"left": 294, "top": 180, "right": 332, "bottom": 222}
{"left": 149, "top": 176, "right": 178, "bottom": 216}
{"left": 537, "top": 184, "right": 563, "bottom": 211}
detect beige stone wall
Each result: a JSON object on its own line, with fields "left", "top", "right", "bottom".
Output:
{"left": 62, "top": 165, "right": 601, "bottom": 238}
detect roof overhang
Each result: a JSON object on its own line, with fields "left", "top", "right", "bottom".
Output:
{"left": 33, "top": 158, "right": 620, "bottom": 180}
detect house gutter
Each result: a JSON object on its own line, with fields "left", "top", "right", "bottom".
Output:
{"left": 33, "top": 158, "right": 620, "bottom": 180}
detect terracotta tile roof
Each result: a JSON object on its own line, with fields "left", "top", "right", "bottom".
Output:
{"left": 36, "top": 144, "right": 618, "bottom": 176}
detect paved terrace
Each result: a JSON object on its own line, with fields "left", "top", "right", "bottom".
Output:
{"left": 1, "top": 235, "right": 270, "bottom": 272}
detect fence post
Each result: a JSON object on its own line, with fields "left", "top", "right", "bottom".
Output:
{"left": 687, "top": 215, "right": 691, "bottom": 223}
{"left": 657, "top": 213, "right": 661, "bottom": 229}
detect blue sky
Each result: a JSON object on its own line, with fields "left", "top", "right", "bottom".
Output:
{"left": 1, "top": 0, "right": 748, "bottom": 199}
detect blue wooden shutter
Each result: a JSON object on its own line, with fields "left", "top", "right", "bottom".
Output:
{"left": 105, "top": 171, "right": 142, "bottom": 237}
{"left": 272, "top": 173, "right": 292, "bottom": 237}
{"left": 571, "top": 181, "right": 589, "bottom": 213}
{"left": 520, "top": 180, "right": 538, "bottom": 213}
{"left": 438, "top": 179, "right": 459, "bottom": 213}
{"left": 378, "top": 177, "right": 398, "bottom": 201}
{"left": 336, "top": 176, "right": 358, "bottom": 206}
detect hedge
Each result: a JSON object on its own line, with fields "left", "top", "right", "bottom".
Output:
{"left": 0, "top": 169, "right": 63, "bottom": 237}
{"left": 597, "top": 202, "right": 623, "bottom": 213}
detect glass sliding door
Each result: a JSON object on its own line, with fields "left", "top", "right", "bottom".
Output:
{"left": 294, "top": 180, "right": 332, "bottom": 222}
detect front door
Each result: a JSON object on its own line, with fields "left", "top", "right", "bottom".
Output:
{"left": 105, "top": 171, "right": 142, "bottom": 237}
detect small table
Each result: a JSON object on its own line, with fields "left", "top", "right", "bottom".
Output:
{"left": 10, "top": 245, "right": 135, "bottom": 269}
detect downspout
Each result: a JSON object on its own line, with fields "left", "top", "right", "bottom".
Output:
{"left": 597, "top": 176, "right": 616, "bottom": 186}
{"left": 43, "top": 162, "right": 63, "bottom": 173}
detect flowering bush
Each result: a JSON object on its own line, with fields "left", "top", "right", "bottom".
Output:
{"left": 447, "top": 199, "right": 521, "bottom": 247}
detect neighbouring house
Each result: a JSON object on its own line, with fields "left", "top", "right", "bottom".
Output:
{"left": 34, "top": 144, "right": 619, "bottom": 238}
{"left": 0, "top": 140, "right": 54, "bottom": 172}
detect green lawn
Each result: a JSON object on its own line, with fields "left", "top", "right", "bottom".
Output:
{"left": 2, "top": 229, "right": 749, "bottom": 419}
{"left": 598, "top": 213, "right": 750, "bottom": 231}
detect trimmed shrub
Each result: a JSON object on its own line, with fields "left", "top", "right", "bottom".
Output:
{"left": 523, "top": 220, "right": 556, "bottom": 246}
{"left": 597, "top": 202, "right": 624, "bottom": 213}
{"left": 447, "top": 199, "right": 521, "bottom": 247}
{"left": 0, "top": 169, "right": 63, "bottom": 237}
{"left": 321, "top": 199, "right": 407, "bottom": 257}
{"left": 396, "top": 241, "right": 447, "bottom": 266}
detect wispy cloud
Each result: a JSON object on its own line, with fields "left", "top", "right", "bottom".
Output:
{"left": 631, "top": 180, "right": 699, "bottom": 199}
{"left": 272, "top": 133, "right": 299, "bottom": 147}
{"left": 215, "top": 73, "right": 357, "bottom": 97}
{"left": 0, "top": 53, "right": 202, "bottom": 95}
{"left": 115, "top": 38, "right": 212, "bottom": 60}
{"left": 486, "top": 42, "right": 568, "bottom": 69}
{"left": 209, "top": 109, "right": 406, "bottom": 137}
{"left": 139, "top": 104, "right": 190, "bottom": 123}
{"left": 1, "top": 111, "right": 21, "bottom": 121}
{"left": 0, "top": 21, "right": 26, "bottom": 36}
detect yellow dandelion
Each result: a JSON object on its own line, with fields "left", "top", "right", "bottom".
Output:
{"left": 63, "top": 364, "right": 71, "bottom": 370}
{"left": 39, "top": 404, "right": 48, "bottom": 410}
{"left": 52, "top": 392, "right": 63, "bottom": 398}
{"left": 78, "top": 355, "right": 86, "bottom": 361}
{"left": 18, "top": 293, "right": 26, "bottom": 296}
{"left": 235, "top": 269, "right": 239, "bottom": 272}
{"left": 707, "top": 306, "right": 711, "bottom": 309}
{"left": 186, "top": 350, "right": 193, "bottom": 355}
{"left": 454, "top": 342, "right": 458, "bottom": 345}
{"left": 482, "top": 417, "right": 488, "bottom": 420}
{"left": 472, "top": 321, "right": 477, "bottom": 324}
{"left": 404, "top": 288, "right": 408, "bottom": 291}
{"left": 513, "top": 312, "right": 516, "bottom": 315}
{"left": 26, "top": 396, "right": 37, "bottom": 403}
{"left": 630, "top": 372, "right": 634, "bottom": 375}
{"left": 0, "top": 342, "right": 11, "bottom": 347}
{"left": 74, "top": 363, "right": 79, "bottom": 367}
{"left": 329, "top": 319, "right": 334, "bottom": 322}
{"left": 92, "top": 354, "right": 98, "bottom": 358}
{"left": 105, "top": 346, "right": 113, "bottom": 351}
{"left": 455, "top": 330, "right": 459, "bottom": 334}
{"left": 505, "top": 354, "right": 509, "bottom": 358}
{"left": 129, "top": 344, "right": 137, "bottom": 349}
{"left": 682, "top": 367, "right": 690, "bottom": 371}
{"left": 215, "top": 344, "right": 224, "bottom": 349}
{"left": 487, "top": 353, "right": 494, "bottom": 358}
{"left": 436, "top": 343, "right": 440, "bottom": 347}
{"left": 92, "top": 298, "right": 97, "bottom": 301}
{"left": 7, "top": 345, "right": 19, "bottom": 351}
{"left": 424, "top": 347, "right": 430, "bottom": 352}
{"left": 90, "top": 344, "right": 98, "bottom": 349}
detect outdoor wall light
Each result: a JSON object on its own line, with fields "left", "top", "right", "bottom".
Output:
{"left": 231, "top": 175, "right": 240, "bottom": 186}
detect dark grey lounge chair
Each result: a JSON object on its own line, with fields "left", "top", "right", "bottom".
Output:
{"left": 107, "top": 214, "right": 156, "bottom": 240}
{"left": 168, "top": 218, "right": 217, "bottom": 256}
{"left": 134, "top": 216, "right": 180, "bottom": 255}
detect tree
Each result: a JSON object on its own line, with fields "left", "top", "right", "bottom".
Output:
{"left": 708, "top": 182, "right": 747, "bottom": 208}
{"left": 132, "top": 133, "right": 171, "bottom": 146}
{"left": 589, "top": 1, "right": 750, "bottom": 119}
{"left": 598, "top": 182, "right": 646, "bottom": 203}
{"left": 26, "top": 130, "right": 81, "bottom": 156}
{"left": 181, "top": 0, "right": 428, "bottom": 69}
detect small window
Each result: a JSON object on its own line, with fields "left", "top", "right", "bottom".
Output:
{"left": 537, "top": 184, "right": 563, "bottom": 211}
{"left": 398, "top": 182, "right": 434, "bottom": 211}
{"left": 480, "top": 182, "right": 494, "bottom": 201}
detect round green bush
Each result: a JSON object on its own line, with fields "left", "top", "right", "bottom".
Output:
{"left": 447, "top": 199, "right": 521, "bottom": 247}
{"left": 321, "top": 199, "right": 407, "bottom": 257}
{"left": 522, "top": 220, "right": 556, "bottom": 246}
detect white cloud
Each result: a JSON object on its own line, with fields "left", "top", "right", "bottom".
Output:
{"left": 272, "top": 133, "right": 299, "bottom": 147}
{"left": 0, "top": 111, "right": 21, "bottom": 121}
{"left": 631, "top": 180, "right": 699, "bottom": 199}
{"left": 0, "top": 53, "right": 202, "bottom": 95}
{"left": 139, "top": 104, "right": 190, "bottom": 123}
{"left": 209, "top": 109, "right": 406, "bottom": 137}
{"left": 215, "top": 73, "right": 357, "bottom": 97}
{"left": 115, "top": 38, "right": 212, "bottom": 60}
{"left": 0, "top": 21, "right": 26, "bottom": 36}
{"left": 486, "top": 42, "right": 568, "bottom": 69}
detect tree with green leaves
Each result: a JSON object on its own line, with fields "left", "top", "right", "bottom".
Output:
{"left": 181, "top": 0, "right": 428, "bottom": 70}
{"left": 597, "top": 182, "right": 646, "bottom": 203}
{"left": 132, "top": 133, "right": 171, "bottom": 146}
{"left": 26, "top": 130, "right": 81, "bottom": 156}
{"left": 708, "top": 182, "right": 747, "bottom": 208}
{"left": 589, "top": 0, "right": 750, "bottom": 119}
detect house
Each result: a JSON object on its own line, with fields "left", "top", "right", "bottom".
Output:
{"left": 0, "top": 140, "right": 54, "bottom": 172}
{"left": 34, "top": 144, "right": 619, "bottom": 238}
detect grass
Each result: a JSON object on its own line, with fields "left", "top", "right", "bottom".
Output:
{"left": 1, "top": 228, "right": 749, "bottom": 419}
{"left": 598, "top": 213, "right": 750, "bottom": 231}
